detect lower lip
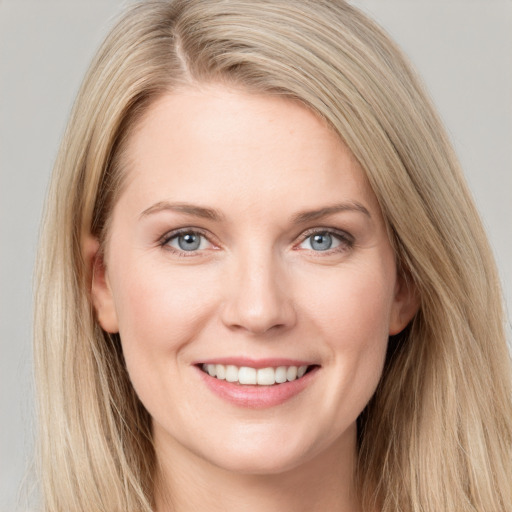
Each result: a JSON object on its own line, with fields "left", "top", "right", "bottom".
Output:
{"left": 196, "top": 366, "right": 319, "bottom": 409}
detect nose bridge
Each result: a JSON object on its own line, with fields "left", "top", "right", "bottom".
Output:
{"left": 220, "top": 243, "right": 296, "bottom": 335}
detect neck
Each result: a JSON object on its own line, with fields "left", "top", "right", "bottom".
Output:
{"left": 154, "top": 427, "right": 361, "bottom": 512}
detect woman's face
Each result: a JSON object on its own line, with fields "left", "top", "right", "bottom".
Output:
{"left": 91, "top": 85, "right": 416, "bottom": 475}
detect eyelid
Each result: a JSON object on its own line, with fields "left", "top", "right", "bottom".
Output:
{"left": 159, "top": 227, "right": 218, "bottom": 254}
{"left": 294, "top": 227, "right": 354, "bottom": 252}
{"left": 297, "top": 226, "right": 354, "bottom": 243}
{"left": 160, "top": 226, "right": 206, "bottom": 243}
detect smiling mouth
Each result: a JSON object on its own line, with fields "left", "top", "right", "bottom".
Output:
{"left": 199, "top": 363, "right": 317, "bottom": 386}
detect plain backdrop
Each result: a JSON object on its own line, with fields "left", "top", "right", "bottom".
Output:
{"left": 1, "top": 1, "right": 511, "bottom": 510}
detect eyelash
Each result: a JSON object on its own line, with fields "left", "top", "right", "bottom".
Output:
{"left": 295, "top": 228, "right": 354, "bottom": 254}
{"left": 159, "top": 227, "right": 354, "bottom": 256}
{"left": 159, "top": 227, "right": 214, "bottom": 257}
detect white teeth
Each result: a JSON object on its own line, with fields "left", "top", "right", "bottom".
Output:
{"left": 286, "top": 366, "right": 297, "bottom": 381}
{"left": 225, "top": 365, "right": 238, "bottom": 382}
{"left": 275, "top": 366, "right": 288, "bottom": 383}
{"left": 215, "top": 364, "right": 226, "bottom": 380}
{"left": 238, "top": 366, "right": 257, "bottom": 385}
{"left": 201, "top": 363, "right": 312, "bottom": 385}
{"left": 257, "top": 367, "right": 275, "bottom": 386}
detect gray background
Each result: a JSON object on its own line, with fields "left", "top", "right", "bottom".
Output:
{"left": 1, "top": 1, "right": 511, "bottom": 509}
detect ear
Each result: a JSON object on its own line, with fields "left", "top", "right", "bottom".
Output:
{"left": 83, "top": 235, "right": 119, "bottom": 333}
{"left": 389, "top": 272, "right": 420, "bottom": 336}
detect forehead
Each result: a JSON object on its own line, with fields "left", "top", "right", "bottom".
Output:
{"left": 116, "top": 85, "right": 380, "bottom": 220}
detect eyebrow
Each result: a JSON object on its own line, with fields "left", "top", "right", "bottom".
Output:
{"left": 139, "top": 200, "right": 371, "bottom": 224}
{"left": 139, "top": 201, "right": 224, "bottom": 221}
{"left": 291, "top": 202, "right": 371, "bottom": 224}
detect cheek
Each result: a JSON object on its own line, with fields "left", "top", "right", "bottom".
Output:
{"left": 301, "top": 260, "right": 395, "bottom": 410}
{"left": 109, "top": 260, "right": 220, "bottom": 379}
{"left": 304, "top": 260, "right": 396, "bottom": 344}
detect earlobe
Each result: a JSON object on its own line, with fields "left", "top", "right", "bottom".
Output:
{"left": 83, "top": 235, "right": 119, "bottom": 333}
{"left": 389, "top": 274, "right": 420, "bottom": 336}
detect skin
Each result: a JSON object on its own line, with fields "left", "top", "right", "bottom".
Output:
{"left": 89, "top": 85, "right": 417, "bottom": 512}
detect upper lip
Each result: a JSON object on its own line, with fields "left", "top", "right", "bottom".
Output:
{"left": 194, "top": 357, "right": 318, "bottom": 369}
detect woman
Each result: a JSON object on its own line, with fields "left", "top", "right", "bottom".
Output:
{"left": 34, "top": 1, "right": 512, "bottom": 511}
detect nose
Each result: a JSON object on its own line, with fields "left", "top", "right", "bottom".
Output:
{"left": 219, "top": 250, "right": 297, "bottom": 336}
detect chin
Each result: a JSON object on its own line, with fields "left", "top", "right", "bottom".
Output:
{"left": 209, "top": 451, "right": 309, "bottom": 476}
{"left": 194, "top": 429, "right": 325, "bottom": 476}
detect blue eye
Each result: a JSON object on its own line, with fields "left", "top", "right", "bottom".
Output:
{"left": 165, "top": 231, "right": 210, "bottom": 252}
{"left": 310, "top": 233, "right": 334, "bottom": 251}
{"left": 299, "top": 231, "right": 349, "bottom": 252}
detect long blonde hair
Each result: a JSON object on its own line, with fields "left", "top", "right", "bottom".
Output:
{"left": 34, "top": 1, "right": 512, "bottom": 510}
